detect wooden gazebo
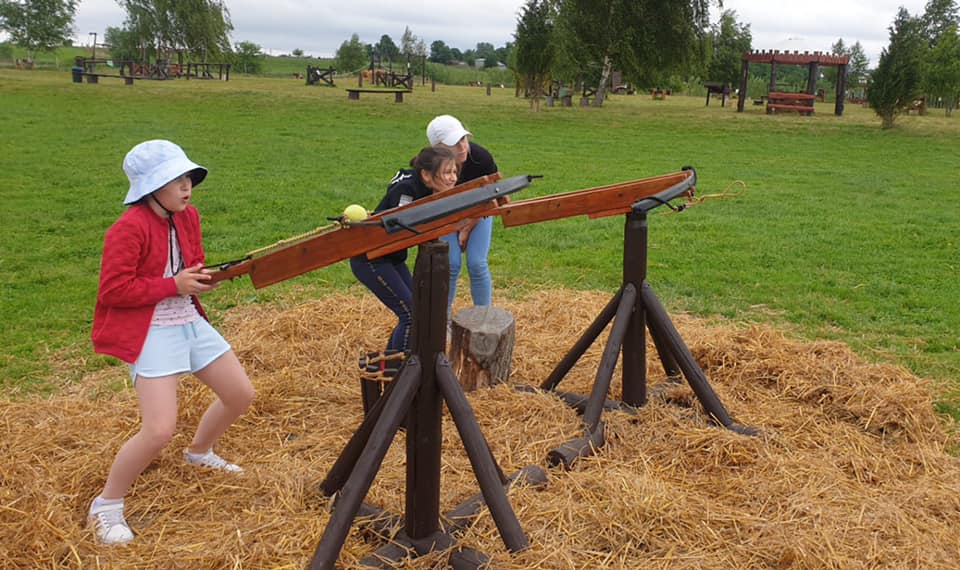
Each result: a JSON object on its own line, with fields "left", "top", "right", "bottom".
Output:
{"left": 737, "top": 50, "right": 850, "bottom": 116}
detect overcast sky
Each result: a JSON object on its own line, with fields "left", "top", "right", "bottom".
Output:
{"left": 69, "top": 0, "right": 931, "bottom": 65}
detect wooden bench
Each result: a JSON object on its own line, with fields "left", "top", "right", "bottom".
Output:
{"left": 767, "top": 92, "right": 814, "bottom": 115}
{"left": 84, "top": 73, "right": 135, "bottom": 85}
{"left": 346, "top": 88, "right": 411, "bottom": 103}
{"left": 766, "top": 103, "right": 814, "bottom": 115}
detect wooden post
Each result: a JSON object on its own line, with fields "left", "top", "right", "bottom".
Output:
{"left": 449, "top": 306, "right": 515, "bottom": 391}
{"left": 835, "top": 64, "right": 847, "bottom": 116}
{"left": 737, "top": 58, "right": 749, "bottom": 112}
{"left": 806, "top": 62, "right": 819, "bottom": 95}
{"left": 405, "top": 241, "right": 448, "bottom": 540}
{"left": 620, "top": 212, "right": 647, "bottom": 407}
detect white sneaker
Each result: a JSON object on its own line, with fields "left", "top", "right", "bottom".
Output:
{"left": 88, "top": 501, "right": 134, "bottom": 545}
{"left": 183, "top": 448, "right": 243, "bottom": 473}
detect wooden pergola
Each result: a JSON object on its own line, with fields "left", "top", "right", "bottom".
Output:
{"left": 737, "top": 50, "right": 850, "bottom": 116}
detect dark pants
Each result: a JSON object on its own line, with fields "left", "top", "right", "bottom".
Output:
{"left": 349, "top": 256, "right": 413, "bottom": 352}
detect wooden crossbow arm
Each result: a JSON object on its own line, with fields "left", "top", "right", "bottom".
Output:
{"left": 208, "top": 173, "right": 509, "bottom": 288}
{"left": 492, "top": 169, "right": 695, "bottom": 227}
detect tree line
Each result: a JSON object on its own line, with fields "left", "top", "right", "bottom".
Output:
{"left": 869, "top": 0, "right": 960, "bottom": 128}
{"left": 5, "top": 0, "right": 960, "bottom": 129}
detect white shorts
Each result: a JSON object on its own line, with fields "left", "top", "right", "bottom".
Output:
{"left": 129, "top": 319, "right": 231, "bottom": 383}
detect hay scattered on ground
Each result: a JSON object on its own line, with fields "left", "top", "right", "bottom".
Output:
{"left": 1, "top": 288, "right": 959, "bottom": 569}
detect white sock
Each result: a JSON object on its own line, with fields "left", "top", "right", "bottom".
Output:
{"left": 90, "top": 495, "right": 123, "bottom": 513}
{"left": 185, "top": 448, "right": 212, "bottom": 461}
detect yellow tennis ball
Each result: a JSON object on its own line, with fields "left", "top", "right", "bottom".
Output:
{"left": 343, "top": 204, "right": 368, "bottom": 222}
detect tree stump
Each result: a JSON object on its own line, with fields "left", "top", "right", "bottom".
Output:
{"left": 449, "top": 306, "right": 515, "bottom": 391}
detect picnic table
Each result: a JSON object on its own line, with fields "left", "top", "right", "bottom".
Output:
{"left": 767, "top": 92, "right": 814, "bottom": 115}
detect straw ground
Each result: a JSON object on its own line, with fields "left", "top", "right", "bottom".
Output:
{"left": 1, "top": 289, "right": 958, "bottom": 568}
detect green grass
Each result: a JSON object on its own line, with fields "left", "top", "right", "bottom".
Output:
{"left": 1, "top": 68, "right": 958, "bottom": 418}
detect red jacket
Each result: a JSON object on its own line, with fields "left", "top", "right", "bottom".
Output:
{"left": 91, "top": 203, "right": 208, "bottom": 363}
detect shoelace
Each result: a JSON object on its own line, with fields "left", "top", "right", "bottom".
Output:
{"left": 93, "top": 505, "right": 127, "bottom": 529}
{"left": 198, "top": 452, "right": 224, "bottom": 467}
{"left": 188, "top": 450, "right": 241, "bottom": 472}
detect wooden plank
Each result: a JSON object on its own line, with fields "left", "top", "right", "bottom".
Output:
{"left": 346, "top": 88, "right": 411, "bottom": 94}
{"left": 494, "top": 170, "right": 693, "bottom": 228}
{"left": 742, "top": 50, "right": 849, "bottom": 66}
{"left": 768, "top": 91, "right": 815, "bottom": 101}
{"left": 767, "top": 103, "right": 814, "bottom": 114}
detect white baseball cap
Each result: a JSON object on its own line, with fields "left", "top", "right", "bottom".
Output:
{"left": 426, "top": 115, "right": 471, "bottom": 146}
{"left": 122, "top": 140, "right": 207, "bottom": 205}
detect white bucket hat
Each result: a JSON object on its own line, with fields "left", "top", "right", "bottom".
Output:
{"left": 426, "top": 115, "right": 471, "bottom": 147}
{"left": 122, "top": 140, "right": 208, "bottom": 205}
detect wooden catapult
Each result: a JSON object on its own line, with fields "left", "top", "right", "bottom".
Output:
{"left": 208, "top": 168, "right": 754, "bottom": 568}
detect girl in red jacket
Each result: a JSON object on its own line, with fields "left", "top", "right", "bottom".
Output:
{"left": 88, "top": 140, "right": 255, "bottom": 545}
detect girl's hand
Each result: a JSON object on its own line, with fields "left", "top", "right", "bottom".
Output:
{"left": 459, "top": 219, "right": 478, "bottom": 248}
{"left": 174, "top": 264, "right": 215, "bottom": 295}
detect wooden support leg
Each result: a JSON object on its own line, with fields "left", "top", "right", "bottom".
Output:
{"left": 442, "top": 464, "right": 547, "bottom": 533}
{"left": 436, "top": 355, "right": 528, "bottom": 553}
{"left": 582, "top": 283, "right": 637, "bottom": 432}
{"left": 309, "top": 358, "right": 422, "bottom": 570}
{"left": 640, "top": 282, "right": 757, "bottom": 436}
{"left": 547, "top": 424, "right": 605, "bottom": 470}
{"left": 319, "top": 372, "right": 401, "bottom": 497}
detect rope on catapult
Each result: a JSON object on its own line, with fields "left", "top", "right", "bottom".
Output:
{"left": 665, "top": 180, "right": 747, "bottom": 214}
{"left": 245, "top": 221, "right": 343, "bottom": 258}
{"left": 357, "top": 350, "right": 407, "bottom": 382}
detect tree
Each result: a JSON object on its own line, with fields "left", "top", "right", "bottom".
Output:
{"left": 232, "top": 40, "right": 263, "bottom": 74}
{"left": 557, "top": 0, "right": 711, "bottom": 106}
{"left": 118, "top": 0, "right": 232, "bottom": 61}
{"left": 291, "top": 48, "right": 303, "bottom": 57}
{"left": 925, "top": 25, "right": 960, "bottom": 115}
{"left": 706, "top": 10, "right": 751, "bottom": 86}
{"left": 335, "top": 33, "right": 366, "bottom": 73}
{"left": 0, "top": 0, "right": 78, "bottom": 61}
{"left": 921, "top": 0, "right": 959, "bottom": 46}
{"left": 869, "top": 8, "right": 925, "bottom": 129}
{"left": 475, "top": 41, "right": 498, "bottom": 67}
{"left": 104, "top": 25, "right": 140, "bottom": 62}
{"left": 513, "top": 0, "right": 556, "bottom": 110}
{"left": 400, "top": 26, "right": 418, "bottom": 58}
{"left": 429, "top": 39, "right": 452, "bottom": 64}
{"left": 495, "top": 42, "right": 514, "bottom": 68}
{"left": 375, "top": 34, "right": 399, "bottom": 63}
{"left": 847, "top": 41, "right": 870, "bottom": 98}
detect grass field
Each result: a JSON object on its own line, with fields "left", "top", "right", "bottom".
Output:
{"left": 1, "top": 68, "right": 957, "bottom": 418}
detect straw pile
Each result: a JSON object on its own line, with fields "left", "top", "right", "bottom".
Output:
{"left": 2, "top": 288, "right": 958, "bottom": 569}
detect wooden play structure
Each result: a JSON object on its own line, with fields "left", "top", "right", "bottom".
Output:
{"left": 737, "top": 50, "right": 850, "bottom": 116}
{"left": 73, "top": 55, "right": 230, "bottom": 84}
{"left": 306, "top": 66, "right": 336, "bottom": 86}
{"left": 207, "top": 171, "right": 754, "bottom": 568}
